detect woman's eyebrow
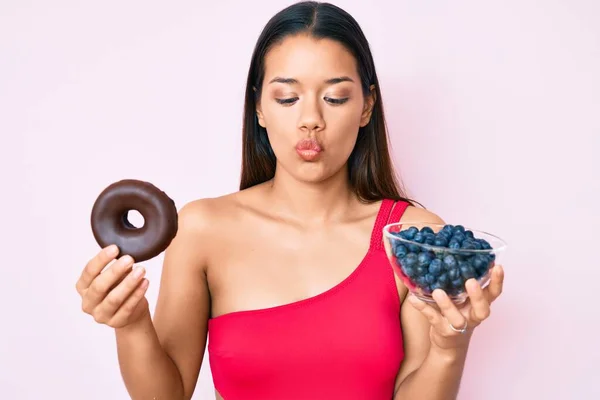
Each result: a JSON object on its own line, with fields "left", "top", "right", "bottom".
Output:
{"left": 268, "top": 76, "right": 355, "bottom": 85}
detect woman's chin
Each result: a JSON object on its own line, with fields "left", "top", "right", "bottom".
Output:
{"left": 291, "top": 164, "right": 345, "bottom": 185}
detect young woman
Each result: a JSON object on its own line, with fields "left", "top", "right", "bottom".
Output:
{"left": 76, "top": 2, "right": 504, "bottom": 399}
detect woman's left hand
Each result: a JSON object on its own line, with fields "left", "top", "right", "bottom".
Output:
{"left": 408, "top": 264, "right": 505, "bottom": 352}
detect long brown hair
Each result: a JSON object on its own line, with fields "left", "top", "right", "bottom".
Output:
{"left": 240, "top": 1, "right": 418, "bottom": 206}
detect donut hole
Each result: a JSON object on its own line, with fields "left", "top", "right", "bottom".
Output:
{"left": 122, "top": 209, "right": 145, "bottom": 229}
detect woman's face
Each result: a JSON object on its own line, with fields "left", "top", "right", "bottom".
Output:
{"left": 256, "top": 34, "right": 375, "bottom": 184}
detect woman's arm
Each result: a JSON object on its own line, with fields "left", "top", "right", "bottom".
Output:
{"left": 392, "top": 294, "right": 470, "bottom": 399}
{"left": 116, "top": 200, "right": 214, "bottom": 400}
{"left": 391, "top": 209, "right": 504, "bottom": 400}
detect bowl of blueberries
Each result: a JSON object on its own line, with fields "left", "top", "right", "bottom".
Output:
{"left": 383, "top": 222, "right": 507, "bottom": 305}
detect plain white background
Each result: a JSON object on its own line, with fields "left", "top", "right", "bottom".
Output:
{"left": 2, "top": 0, "right": 599, "bottom": 399}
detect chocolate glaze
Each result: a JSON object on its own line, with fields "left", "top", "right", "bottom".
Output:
{"left": 90, "top": 179, "right": 178, "bottom": 262}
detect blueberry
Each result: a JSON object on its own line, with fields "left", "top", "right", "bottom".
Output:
{"left": 415, "top": 265, "right": 427, "bottom": 276}
{"left": 460, "top": 263, "right": 476, "bottom": 280}
{"left": 461, "top": 239, "right": 478, "bottom": 250}
{"left": 424, "top": 233, "right": 436, "bottom": 245}
{"left": 403, "top": 253, "right": 418, "bottom": 267}
{"left": 413, "top": 232, "right": 425, "bottom": 243}
{"left": 425, "top": 273, "right": 436, "bottom": 284}
{"left": 454, "top": 253, "right": 467, "bottom": 262}
{"left": 437, "top": 273, "right": 450, "bottom": 287}
{"left": 461, "top": 253, "right": 474, "bottom": 265}
{"left": 404, "top": 227, "right": 418, "bottom": 240}
{"left": 474, "top": 266, "right": 486, "bottom": 279}
{"left": 402, "top": 265, "right": 416, "bottom": 278}
{"left": 448, "top": 267, "right": 461, "bottom": 281}
{"left": 453, "top": 225, "right": 466, "bottom": 234}
{"left": 465, "top": 230, "right": 474, "bottom": 239}
{"left": 451, "top": 232, "right": 466, "bottom": 244}
{"left": 448, "top": 240, "right": 461, "bottom": 249}
{"left": 443, "top": 254, "right": 458, "bottom": 269}
{"left": 394, "top": 244, "right": 408, "bottom": 258}
{"left": 471, "top": 254, "right": 491, "bottom": 275}
{"left": 442, "top": 225, "right": 454, "bottom": 234}
{"left": 437, "top": 230, "right": 451, "bottom": 240}
{"left": 428, "top": 258, "right": 443, "bottom": 276}
{"left": 434, "top": 236, "right": 449, "bottom": 247}
{"left": 478, "top": 239, "right": 492, "bottom": 250}
{"left": 430, "top": 282, "right": 444, "bottom": 292}
{"left": 418, "top": 251, "right": 434, "bottom": 267}
{"left": 415, "top": 276, "right": 428, "bottom": 287}
{"left": 421, "top": 226, "right": 435, "bottom": 235}
{"left": 463, "top": 239, "right": 482, "bottom": 250}
{"left": 472, "top": 254, "right": 489, "bottom": 271}
{"left": 408, "top": 243, "right": 421, "bottom": 253}
{"left": 451, "top": 278, "right": 464, "bottom": 288}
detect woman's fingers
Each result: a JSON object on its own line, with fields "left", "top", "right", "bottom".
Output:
{"left": 408, "top": 295, "right": 446, "bottom": 331}
{"left": 92, "top": 265, "right": 146, "bottom": 323}
{"left": 107, "top": 278, "right": 150, "bottom": 328}
{"left": 76, "top": 245, "right": 119, "bottom": 295}
{"left": 432, "top": 289, "right": 469, "bottom": 331}
{"left": 81, "top": 255, "right": 134, "bottom": 313}
{"left": 485, "top": 264, "right": 504, "bottom": 303}
{"left": 408, "top": 266, "right": 506, "bottom": 341}
{"left": 465, "top": 279, "right": 491, "bottom": 324}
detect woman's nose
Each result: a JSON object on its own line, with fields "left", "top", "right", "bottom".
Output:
{"left": 298, "top": 97, "right": 325, "bottom": 132}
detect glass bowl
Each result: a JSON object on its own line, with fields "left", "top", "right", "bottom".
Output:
{"left": 383, "top": 222, "right": 507, "bottom": 305}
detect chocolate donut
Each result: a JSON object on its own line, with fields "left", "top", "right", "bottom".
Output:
{"left": 90, "top": 179, "right": 178, "bottom": 262}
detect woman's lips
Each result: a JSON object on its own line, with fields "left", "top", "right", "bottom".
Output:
{"left": 295, "top": 138, "right": 322, "bottom": 161}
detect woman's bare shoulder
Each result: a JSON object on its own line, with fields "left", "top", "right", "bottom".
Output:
{"left": 176, "top": 186, "right": 263, "bottom": 236}
{"left": 400, "top": 205, "right": 446, "bottom": 225}
{"left": 178, "top": 194, "right": 237, "bottom": 222}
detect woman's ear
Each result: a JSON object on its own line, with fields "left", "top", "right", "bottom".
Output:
{"left": 360, "top": 84, "right": 377, "bottom": 127}
{"left": 256, "top": 106, "right": 266, "bottom": 128}
{"left": 254, "top": 86, "right": 266, "bottom": 128}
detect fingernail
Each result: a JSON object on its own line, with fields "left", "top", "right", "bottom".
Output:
{"left": 105, "top": 245, "right": 118, "bottom": 257}
{"left": 132, "top": 266, "right": 145, "bottom": 278}
{"left": 121, "top": 255, "right": 133, "bottom": 265}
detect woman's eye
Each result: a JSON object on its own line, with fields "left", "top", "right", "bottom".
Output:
{"left": 274, "top": 97, "right": 349, "bottom": 106}
{"left": 275, "top": 97, "right": 298, "bottom": 105}
{"left": 325, "top": 97, "right": 349, "bottom": 105}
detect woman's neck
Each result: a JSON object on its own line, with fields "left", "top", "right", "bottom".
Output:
{"left": 264, "top": 165, "right": 357, "bottom": 225}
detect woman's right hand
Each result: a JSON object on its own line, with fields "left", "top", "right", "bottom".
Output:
{"left": 76, "top": 245, "right": 150, "bottom": 329}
